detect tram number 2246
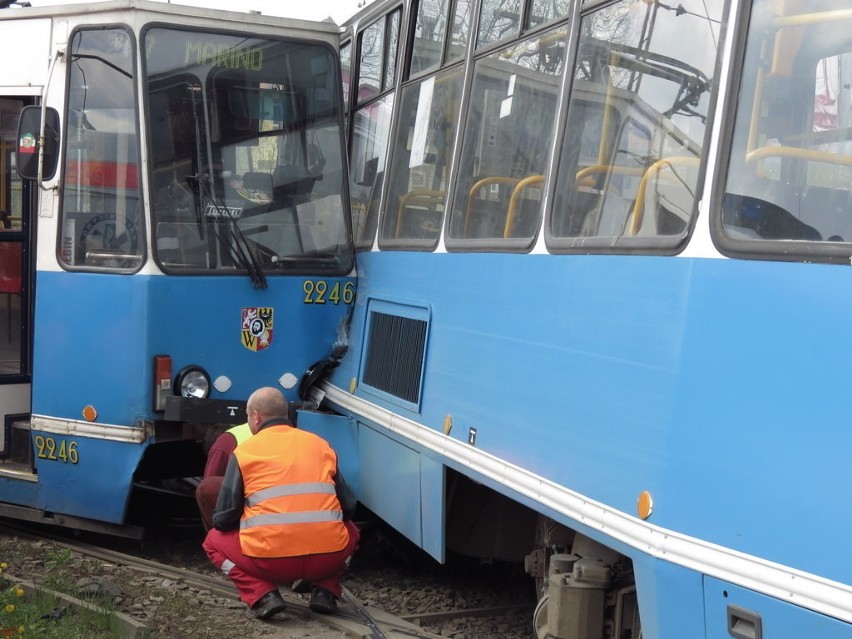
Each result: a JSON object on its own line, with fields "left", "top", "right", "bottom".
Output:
{"left": 303, "top": 280, "right": 355, "bottom": 305}
{"left": 34, "top": 435, "right": 80, "bottom": 464}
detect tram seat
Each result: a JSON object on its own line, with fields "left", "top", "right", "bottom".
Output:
{"left": 0, "top": 242, "right": 22, "bottom": 343}
{"left": 242, "top": 172, "right": 273, "bottom": 199}
{"left": 396, "top": 190, "right": 445, "bottom": 238}
{"left": 722, "top": 192, "right": 821, "bottom": 241}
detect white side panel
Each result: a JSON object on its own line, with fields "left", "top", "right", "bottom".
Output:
{"left": 0, "top": 18, "right": 53, "bottom": 90}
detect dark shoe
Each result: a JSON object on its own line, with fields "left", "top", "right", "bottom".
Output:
{"left": 246, "top": 590, "right": 287, "bottom": 620}
{"left": 291, "top": 579, "right": 313, "bottom": 594}
{"left": 309, "top": 587, "right": 337, "bottom": 615}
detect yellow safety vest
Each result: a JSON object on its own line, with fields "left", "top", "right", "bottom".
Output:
{"left": 227, "top": 422, "right": 252, "bottom": 446}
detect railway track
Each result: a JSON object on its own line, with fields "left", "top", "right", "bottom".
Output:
{"left": 0, "top": 520, "right": 534, "bottom": 639}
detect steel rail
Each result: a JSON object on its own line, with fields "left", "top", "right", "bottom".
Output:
{"left": 0, "top": 520, "right": 451, "bottom": 639}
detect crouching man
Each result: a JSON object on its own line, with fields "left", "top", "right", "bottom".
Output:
{"left": 203, "top": 386, "right": 359, "bottom": 620}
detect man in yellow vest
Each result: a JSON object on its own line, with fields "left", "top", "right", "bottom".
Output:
{"left": 202, "top": 387, "right": 359, "bottom": 620}
{"left": 195, "top": 422, "right": 253, "bottom": 531}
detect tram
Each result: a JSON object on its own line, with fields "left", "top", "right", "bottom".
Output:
{"left": 315, "top": 0, "right": 852, "bottom": 637}
{"left": 0, "top": 0, "right": 354, "bottom": 536}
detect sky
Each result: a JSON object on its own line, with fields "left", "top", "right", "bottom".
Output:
{"left": 19, "top": 0, "right": 372, "bottom": 24}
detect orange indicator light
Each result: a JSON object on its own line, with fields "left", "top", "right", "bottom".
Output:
{"left": 82, "top": 405, "right": 98, "bottom": 422}
{"left": 637, "top": 491, "right": 653, "bottom": 520}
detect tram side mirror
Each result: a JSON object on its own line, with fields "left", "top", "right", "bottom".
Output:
{"left": 16, "top": 105, "right": 61, "bottom": 181}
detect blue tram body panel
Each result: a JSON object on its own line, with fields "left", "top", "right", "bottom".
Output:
{"left": 632, "top": 555, "right": 706, "bottom": 639}
{"left": 329, "top": 250, "right": 852, "bottom": 610}
{"left": 32, "top": 271, "right": 352, "bottom": 423}
{"left": 295, "top": 410, "right": 361, "bottom": 497}
{"left": 33, "top": 434, "right": 144, "bottom": 523}
{"left": 704, "top": 578, "right": 852, "bottom": 639}
{"left": 23, "top": 270, "right": 353, "bottom": 524}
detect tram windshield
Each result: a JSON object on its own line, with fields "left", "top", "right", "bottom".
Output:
{"left": 144, "top": 27, "right": 351, "bottom": 280}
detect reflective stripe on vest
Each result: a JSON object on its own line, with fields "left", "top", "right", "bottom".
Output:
{"left": 245, "top": 482, "right": 336, "bottom": 508}
{"left": 241, "top": 509, "right": 342, "bottom": 529}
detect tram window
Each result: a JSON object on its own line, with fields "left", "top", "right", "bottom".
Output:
{"left": 410, "top": 0, "right": 449, "bottom": 76}
{"left": 1, "top": 98, "right": 25, "bottom": 231}
{"left": 357, "top": 19, "right": 385, "bottom": 103}
{"left": 477, "top": 0, "right": 521, "bottom": 50}
{"left": 59, "top": 27, "right": 143, "bottom": 271}
{"left": 719, "top": 1, "right": 852, "bottom": 255}
{"left": 380, "top": 68, "right": 464, "bottom": 246}
{"left": 549, "top": 0, "right": 718, "bottom": 251}
{"left": 356, "top": 9, "right": 400, "bottom": 105}
{"left": 145, "top": 28, "right": 352, "bottom": 275}
{"left": 447, "top": 0, "right": 473, "bottom": 64}
{"left": 447, "top": 26, "right": 566, "bottom": 246}
{"left": 384, "top": 10, "right": 400, "bottom": 90}
{"left": 341, "top": 41, "right": 352, "bottom": 110}
{"left": 529, "top": 0, "right": 571, "bottom": 29}
{"left": 350, "top": 93, "right": 394, "bottom": 249}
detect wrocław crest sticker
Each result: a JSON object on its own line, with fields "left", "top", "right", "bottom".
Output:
{"left": 241, "top": 307, "right": 274, "bottom": 351}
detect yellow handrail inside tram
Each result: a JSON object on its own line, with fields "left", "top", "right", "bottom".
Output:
{"left": 628, "top": 157, "right": 700, "bottom": 236}
{"left": 745, "top": 145, "right": 852, "bottom": 167}
{"left": 504, "top": 175, "right": 544, "bottom": 238}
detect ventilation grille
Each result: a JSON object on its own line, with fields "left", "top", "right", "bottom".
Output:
{"left": 363, "top": 311, "right": 427, "bottom": 405}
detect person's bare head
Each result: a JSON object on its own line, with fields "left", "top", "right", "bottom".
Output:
{"left": 246, "top": 387, "right": 289, "bottom": 433}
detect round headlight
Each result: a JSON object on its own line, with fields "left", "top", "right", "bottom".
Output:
{"left": 174, "top": 365, "right": 211, "bottom": 399}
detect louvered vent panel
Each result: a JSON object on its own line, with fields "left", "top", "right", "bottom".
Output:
{"left": 363, "top": 312, "right": 427, "bottom": 405}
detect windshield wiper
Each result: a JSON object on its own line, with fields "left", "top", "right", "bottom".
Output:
{"left": 228, "top": 216, "right": 268, "bottom": 289}
{"left": 191, "top": 173, "right": 267, "bottom": 288}
{"left": 271, "top": 253, "right": 340, "bottom": 266}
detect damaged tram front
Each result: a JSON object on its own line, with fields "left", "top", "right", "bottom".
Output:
{"left": 0, "top": 0, "right": 353, "bottom": 535}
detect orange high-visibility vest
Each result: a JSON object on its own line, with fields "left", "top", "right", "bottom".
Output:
{"left": 233, "top": 424, "right": 349, "bottom": 558}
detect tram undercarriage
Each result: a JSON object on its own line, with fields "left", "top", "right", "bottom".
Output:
{"left": 445, "top": 472, "right": 641, "bottom": 639}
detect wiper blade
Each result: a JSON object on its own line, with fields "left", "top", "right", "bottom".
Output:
{"left": 271, "top": 253, "right": 340, "bottom": 266}
{"left": 192, "top": 174, "right": 267, "bottom": 288}
{"left": 228, "top": 217, "right": 267, "bottom": 289}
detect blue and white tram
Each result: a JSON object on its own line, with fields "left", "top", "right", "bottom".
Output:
{"left": 0, "top": 0, "right": 354, "bottom": 536}
{"left": 322, "top": 0, "right": 852, "bottom": 637}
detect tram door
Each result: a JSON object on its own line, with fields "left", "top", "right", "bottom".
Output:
{"left": 0, "top": 97, "right": 32, "bottom": 458}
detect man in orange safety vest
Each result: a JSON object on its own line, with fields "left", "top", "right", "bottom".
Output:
{"left": 202, "top": 386, "right": 359, "bottom": 620}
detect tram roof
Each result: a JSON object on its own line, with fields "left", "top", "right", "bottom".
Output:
{"left": 0, "top": 0, "right": 342, "bottom": 36}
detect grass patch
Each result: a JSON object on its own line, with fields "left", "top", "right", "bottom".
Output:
{"left": 0, "top": 553, "right": 124, "bottom": 638}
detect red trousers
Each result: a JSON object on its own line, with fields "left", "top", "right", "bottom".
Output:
{"left": 203, "top": 520, "right": 360, "bottom": 608}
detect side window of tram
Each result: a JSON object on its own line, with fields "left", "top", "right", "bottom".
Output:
{"left": 1, "top": 98, "right": 25, "bottom": 231}
{"left": 721, "top": 3, "right": 852, "bottom": 245}
{"left": 60, "top": 28, "right": 143, "bottom": 271}
{"left": 447, "top": 26, "right": 566, "bottom": 243}
{"left": 381, "top": 69, "right": 464, "bottom": 243}
{"left": 1, "top": 98, "right": 24, "bottom": 364}
{"left": 550, "top": 0, "right": 718, "bottom": 244}
{"left": 350, "top": 10, "right": 400, "bottom": 249}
